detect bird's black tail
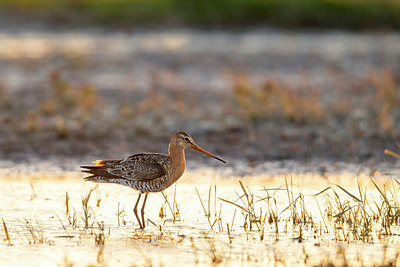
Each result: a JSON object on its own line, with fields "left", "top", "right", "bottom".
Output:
{"left": 81, "top": 160, "right": 120, "bottom": 182}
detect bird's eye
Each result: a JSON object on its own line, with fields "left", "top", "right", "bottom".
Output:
{"left": 184, "top": 137, "right": 190, "bottom": 142}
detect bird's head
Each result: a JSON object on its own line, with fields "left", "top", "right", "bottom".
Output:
{"left": 171, "top": 131, "right": 226, "bottom": 163}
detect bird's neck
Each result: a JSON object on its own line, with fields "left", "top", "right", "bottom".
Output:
{"left": 168, "top": 143, "right": 186, "bottom": 177}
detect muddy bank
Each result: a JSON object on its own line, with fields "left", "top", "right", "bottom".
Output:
{"left": 0, "top": 28, "right": 399, "bottom": 164}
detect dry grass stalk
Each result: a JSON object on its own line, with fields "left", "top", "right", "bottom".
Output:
{"left": 2, "top": 217, "right": 11, "bottom": 245}
{"left": 81, "top": 186, "right": 97, "bottom": 228}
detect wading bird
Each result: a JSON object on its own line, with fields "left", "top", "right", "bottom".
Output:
{"left": 81, "top": 132, "right": 226, "bottom": 229}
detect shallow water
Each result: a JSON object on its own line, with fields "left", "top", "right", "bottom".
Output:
{"left": 1, "top": 29, "right": 399, "bottom": 92}
{"left": 1, "top": 160, "right": 400, "bottom": 266}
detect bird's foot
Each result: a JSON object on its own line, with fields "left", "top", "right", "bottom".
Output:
{"left": 134, "top": 225, "right": 145, "bottom": 231}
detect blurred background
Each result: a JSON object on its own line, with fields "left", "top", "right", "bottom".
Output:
{"left": 0, "top": 0, "right": 399, "bottom": 168}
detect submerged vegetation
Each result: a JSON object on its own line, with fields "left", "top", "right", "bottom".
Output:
{"left": 2, "top": 175, "right": 400, "bottom": 266}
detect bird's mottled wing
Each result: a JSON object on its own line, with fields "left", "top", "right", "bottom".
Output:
{"left": 107, "top": 153, "right": 167, "bottom": 181}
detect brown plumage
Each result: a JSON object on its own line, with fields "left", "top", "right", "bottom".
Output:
{"left": 81, "top": 131, "right": 226, "bottom": 229}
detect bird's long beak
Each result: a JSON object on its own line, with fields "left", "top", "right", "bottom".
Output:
{"left": 192, "top": 144, "right": 226, "bottom": 163}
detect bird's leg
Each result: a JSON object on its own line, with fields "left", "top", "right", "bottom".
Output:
{"left": 140, "top": 193, "right": 149, "bottom": 229}
{"left": 133, "top": 193, "right": 143, "bottom": 229}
